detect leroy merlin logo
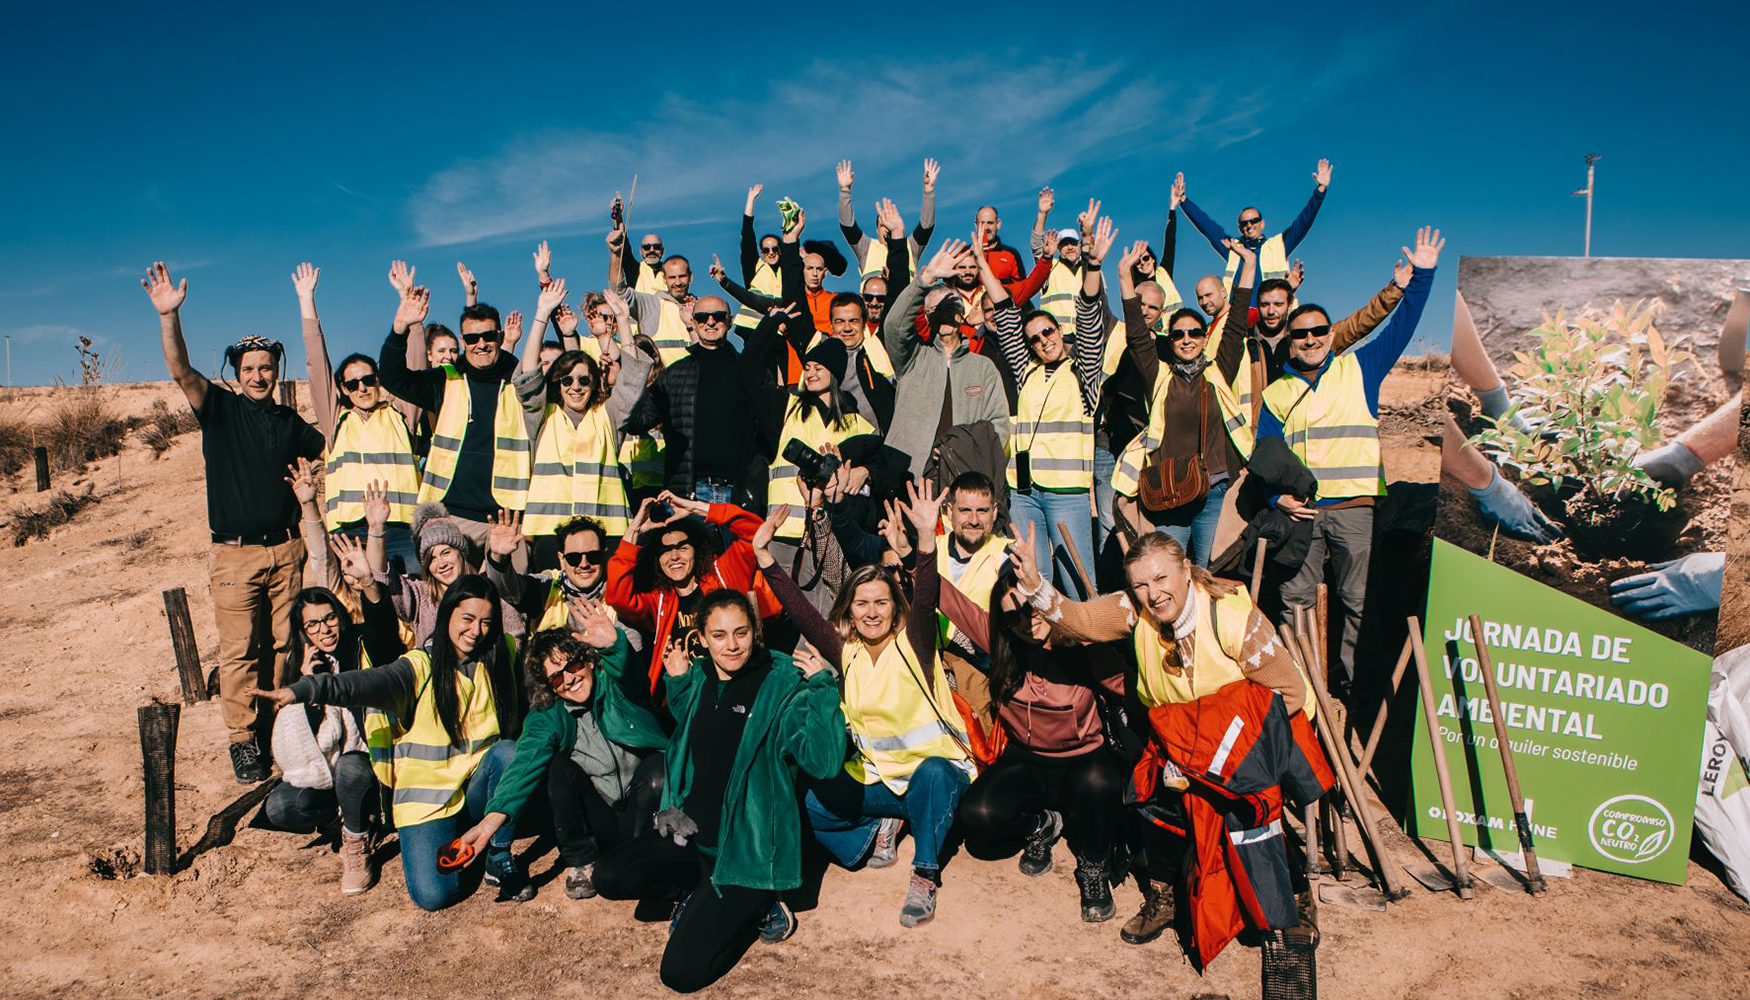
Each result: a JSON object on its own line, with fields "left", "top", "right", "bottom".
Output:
{"left": 1588, "top": 795, "right": 1675, "bottom": 864}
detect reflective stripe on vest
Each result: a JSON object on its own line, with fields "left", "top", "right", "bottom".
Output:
{"left": 416, "top": 367, "right": 532, "bottom": 511}
{"left": 648, "top": 296, "right": 694, "bottom": 365}
{"left": 525, "top": 403, "right": 630, "bottom": 536}
{"left": 324, "top": 405, "right": 419, "bottom": 529}
{"left": 841, "top": 636, "right": 972, "bottom": 792}
{"left": 618, "top": 430, "right": 665, "bottom": 491}
{"left": 361, "top": 644, "right": 514, "bottom": 828}
{"left": 1039, "top": 260, "right": 1082, "bottom": 336}
{"left": 1008, "top": 362, "right": 1094, "bottom": 491}
{"left": 1110, "top": 360, "right": 1254, "bottom": 499}
{"left": 1222, "top": 234, "right": 1288, "bottom": 296}
{"left": 766, "top": 401, "right": 876, "bottom": 542}
{"left": 936, "top": 538, "right": 1010, "bottom": 652}
{"left": 734, "top": 260, "right": 784, "bottom": 330}
{"left": 1261, "top": 353, "right": 1383, "bottom": 500}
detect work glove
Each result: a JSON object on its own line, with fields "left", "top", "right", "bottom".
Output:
{"left": 653, "top": 807, "right": 699, "bottom": 846}
{"left": 1469, "top": 467, "right": 1562, "bottom": 544}
{"left": 1608, "top": 552, "right": 1724, "bottom": 620}
{"left": 1634, "top": 441, "right": 1705, "bottom": 488}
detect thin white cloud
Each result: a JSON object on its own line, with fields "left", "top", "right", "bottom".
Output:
{"left": 409, "top": 55, "right": 1319, "bottom": 248}
{"left": 8, "top": 323, "right": 85, "bottom": 343}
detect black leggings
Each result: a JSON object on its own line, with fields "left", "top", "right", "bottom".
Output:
{"left": 546, "top": 751, "right": 665, "bottom": 867}
{"left": 1136, "top": 791, "right": 1192, "bottom": 883}
{"left": 592, "top": 834, "right": 774, "bottom": 994}
{"left": 264, "top": 751, "right": 376, "bottom": 834}
{"left": 958, "top": 745, "right": 1125, "bottom": 862}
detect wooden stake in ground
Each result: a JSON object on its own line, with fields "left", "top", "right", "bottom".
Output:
{"left": 1296, "top": 609, "right": 1348, "bottom": 881}
{"left": 34, "top": 445, "right": 48, "bottom": 492}
{"left": 162, "top": 588, "right": 207, "bottom": 704}
{"left": 138, "top": 701, "right": 180, "bottom": 875}
{"left": 1410, "top": 617, "right": 1474, "bottom": 898}
{"left": 1467, "top": 614, "right": 1548, "bottom": 895}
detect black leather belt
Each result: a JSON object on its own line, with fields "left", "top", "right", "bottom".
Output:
{"left": 212, "top": 527, "right": 296, "bottom": 546}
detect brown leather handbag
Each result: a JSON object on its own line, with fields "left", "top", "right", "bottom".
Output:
{"left": 1138, "top": 379, "right": 1210, "bottom": 512}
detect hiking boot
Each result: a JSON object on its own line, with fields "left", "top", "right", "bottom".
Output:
{"left": 1018, "top": 809, "right": 1063, "bottom": 877}
{"left": 1075, "top": 858, "right": 1116, "bottom": 923}
{"left": 899, "top": 871, "right": 939, "bottom": 928}
{"left": 758, "top": 900, "right": 798, "bottom": 943}
{"left": 484, "top": 850, "right": 535, "bottom": 902}
{"left": 867, "top": 817, "right": 903, "bottom": 869}
{"left": 228, "top": 740, "right": 268, "bottom": 784}
{"left": 339, "top": 827, "right": 374, "bottom": 896}
{"left": 1120, "top": 878, "right": 1175, "bottom": 944}
{"left": 564, "top": 863, "right": 597, "bottom": 900}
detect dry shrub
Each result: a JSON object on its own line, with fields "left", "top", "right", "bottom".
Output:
{"left": 0, "top": 413, "right": 32, "bottom": 476}
{"left": 41, "top": 391, "right": 128, "bottom": 472}
{"left": 141, "top": 399, "right": 198, "bottom": 458}
{"left": 10, "top": 487, "right": 99, "bottom": 545}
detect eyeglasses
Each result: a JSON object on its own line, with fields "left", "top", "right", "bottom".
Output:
{"left": 1024, "top": 325, "right": 1059, "bottom": 346}
{"left": 461, "top": 329, "right": 504, "bottom": 345}
{"left": 562, "top": 549, "right": 607, "bottom": 567}
{"left": 1288, "top": 324, "right": 1331, "bottom": 341}
{"left": 557, "top": 374, "right": 593, "bottom": 388}
{"left": 1239, "top": 216, "right": 1263, "bottom": 227}
{"left": 693, "top": 310, "right": 731, "bottom": 326}
{"left": 546, "top": 657, "right": 593, "bottom": 687}
{"left": 341, "top": 373, "right": 379, "bottom": 391}
{"left": 301, "top": 611, "right": 340, "bottom": 634}
{"left": 641, "top": 242, "right": 663, "bottom": 252}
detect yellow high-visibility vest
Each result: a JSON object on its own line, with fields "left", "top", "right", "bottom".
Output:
{"left": 1141, "top": 266, "right": 1186, "bottom": 313}
{"left": 618, "top": 429, "right": 665, "bottom": 492}
{"left": 861, "top": 237, "right": 889, "bottom": 279}
{"left": 766, "top": 400, "right": 876, "bottom": 542}
{"left": 524, "top": 403, "right": 630, "bottom": 537}
{"left": 841, "top": 635, "right": 973, "bottom": 792}
{"left": 634, "top": 261, "right": 665, "bottom": 295}
{"left": 1261, "top": 353, "right": 1383, "bottom": 501}
{"left": 362, "top": 639, "right": 517, "bottom": 828}
{"left": 1131, "top": 585, "right": 1311, "bottom": 716}
{"left": 1008, "top": 361, "right": 1094, "bottom": 491}
{"left": 805, "top": 329, "right": 895, "bottom": 380}
{"left": 1222, "top": 235, "right": 1288, "bottom": 297}
{"left": 937, "top": 536, "right": 1010, "bottom": 652}
{"left": 417, "top": 367, "right": 531, "bottom": 511}
{"left": 734, "top": 259, "right": 783, "bottom": 331}
{"left": 1039, "top": 260, "right": 1082, "bottom": 338}
{"left": 646, "top": 296, "right": 694, "bottom": 366}
{"left": 1111, "top": 360, "right": 1254, "bottom": 499}
{"left": 324, "top": 404, "right": 419, "bottom": 529}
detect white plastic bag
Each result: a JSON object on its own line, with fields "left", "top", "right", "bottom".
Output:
{"left": 1696, "top": 645, "right": 1750, "bottom": 902}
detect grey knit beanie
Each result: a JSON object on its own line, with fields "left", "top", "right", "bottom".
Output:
{"left": 411, "top": 501, "right": 471, "bottom": 566}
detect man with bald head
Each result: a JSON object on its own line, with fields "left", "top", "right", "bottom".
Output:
{"left": 609, "top": 211, "right": 699, "bottom": 364}
{"left": 621, "top": 288, "right": 768, "bottom": 507}
{"left": 611, "top": 193, "right": 669, "bottom": 295}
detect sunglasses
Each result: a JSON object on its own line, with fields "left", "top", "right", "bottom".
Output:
{"left": 693, "top": 310, "right": 731, "bottom": 326}
{"left": 863, "top": 294, "right": 887, "bottom": 305}
{"left": 562, "top": 549, "right": 607, "bottom": 567}
{"left": 546, "top": 657, "right": 593, "bottom": 687}
{"left": 1288, "top": 324, "right": 1332, "bottom": 341}
{"left": 461, "top": 329, "right": 504, "bottom": 345}
{"left": 301, "top": 610, "right": 340, "bottom": 633}
{"left": 760, "top": 244, "right": 781, "bottom": 254}
{"left": 1239, "top": 216, "right": 1263, "bottom": 227}
{"left": 557, "top": 374, "right": 593, "bottom": 388}
{"left": 641, "top": 243, "right": 664, "bottom": 252}
{"left": 1024, "top": 325, "right": 1059, "bottom": 346}
{"left": 1166, "top": 327, "right": 1207, "bottom": 343}
{"left": 341, "top": 373, "right": 379, "bottom": 391}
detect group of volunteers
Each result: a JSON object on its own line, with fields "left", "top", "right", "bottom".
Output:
{"left": 145, "top": 154, "right": 1450, "bottom": 991}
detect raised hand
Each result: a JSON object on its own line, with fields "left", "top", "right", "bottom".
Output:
{"left": 875, "top": 198, "right": 904, "bottom": 238}
{"left": 660, "top": 490, "right": 709, "bottom": 520}
{"left": 968, "top": 228, "right": 988, "bottom": 262}
{"left": 902, "top": 478, "right": 945, "bottom": 534}
{"left": 1403, "top": 225, "right": 1444, "bottom": 271}
{"left": 533, "top": 240, "right": 552, "bottom": 283}
{"left": 388, "top": 259, "right": 416, "bottom": 295}
{"left": 1088, "top": 217, "right": 1118, "bottom": 265}
{"left": 744, "top": 184, "right": 763, "bottom": 215}
{"left": 602, "top": 288, "right": 632, "bottom": 334}
{"left": 1118, "top": 239, "right": 1149, "bottom": 273}
{"left": 362, "top": 479, "right": 390, "bottom": 529}
{"left": 922, "top": 157, "right": 940, "bottom": 192}
{"left": 456, "top": 261, "right": 478, "bottom": 306}
{"left": 536, "top": 277, "right": 567, "bottom": 319}
{"left": 1288, "top": 258, "right": 1305, "bottom": 290}
{"left": 1037, "top": 186, "right": 1054, "bottom": 215}
{"left": 1007, "top": 521, "right": 1043, "bottom": 593}
{"left": 141, "top": 262, "right": 187, "bottom": 315}
{"left": 751, "top": 507, "right": 789, "bottom": 568}
{"left": 1222, "top": 237, "right": 1257, "bottom": 263}
{"left": 486, "top": 509, "right": 525, "bottom": 559}
{"left": 554, "top": 303, "right": 579, "bottom": 337}
{"left": 708, "top": 253, "right": 727, "bottom": 284}
{"left": 836, "top": 159, "right": 854, "bottom": 191}
{"left": 1313, "top": 158, "right": 1333, "bottom": 191}
{"left": 606, "top": 212, "right": 626, "bottom": 251}
{"left": 291, "top": 262, "right": 320, "bottom": 300}
{"left": 329, "top": 532, "right": 374, "bottom": 589}
{"left": 1076, "top": 198, "right": 1101, "bottom": 240}
{"left": 284, "top": 457, "right": 318, "bottom": 506}
{"left": 661, "top": 637, "right": 692, "bottom": 677}
{"left": 393, "top": 285, "right": 430, "bottom": 334}
{"left": 922, "top": 238, "right": 970, "bottom": 283}
{"left": 503, "top": 310, "right": 524, "bottom": 352}
{"left": 879, "top": 498, "right": 912, "bottom": 558}
{"left": 568, "top": 596, "right": 619, "bottom": 648}
{"left": 1169, "top": 172, "right": 1186, "bottom": 211}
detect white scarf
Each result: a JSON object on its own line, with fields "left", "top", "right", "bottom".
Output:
{"left": 271, "top": 668, "right": 366, "bottom": 790}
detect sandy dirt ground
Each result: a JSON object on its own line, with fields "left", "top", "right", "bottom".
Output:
{"left": 3, "top": 381, "right": 1749, "bottom": 1000}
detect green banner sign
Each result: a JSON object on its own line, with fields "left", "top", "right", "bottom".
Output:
{"left": 1408, "top": 539, "right": 1712, "bottom": 883}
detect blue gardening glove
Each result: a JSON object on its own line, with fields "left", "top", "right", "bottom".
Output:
{"left": 1634, "top": 441, "right": 1705, "bottom": 488}
{"left": 1469, "top": 468, "right": 1562, "bottom": 543}
{"left": 1608, "top": 552, "right": 1724, "bottom": 620}
{"left": 653, "top": 807, "right": 698, "bottom": 846}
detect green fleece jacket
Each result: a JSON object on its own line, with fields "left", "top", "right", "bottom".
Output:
{"left": 661, "top": 649, "right": 846, "bottom": 892}
{"left": 484, "top": 633, "right": 666, "bottom": 821}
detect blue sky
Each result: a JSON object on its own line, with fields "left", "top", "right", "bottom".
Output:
{"left": 1, "top": 1, "right": 1744, "bottom": 385}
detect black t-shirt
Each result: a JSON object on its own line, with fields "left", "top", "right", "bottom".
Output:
{"left": 689, "top": 346, "right": 753, "bottom": 482}
{"left": 197, "top": 386, "right": 325, "bottom": 536}
{"left": 441, "top": 371, "right": 511, "bottom": 522}
{"left": 683, "top": 651, "right": 772, "bottom": 847}
{"left": 672, "top": 589, "right": 704, "bottom": 657}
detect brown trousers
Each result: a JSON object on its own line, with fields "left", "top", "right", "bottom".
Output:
{"left": 209, "top": 538, "right": 305, "bottom": 742}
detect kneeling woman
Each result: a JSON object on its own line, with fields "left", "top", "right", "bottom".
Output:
{"left": 938, "top": 524, "right": 1130, "bottom": 923}
{"left": 756, "top": 481, "right": 975, "bottom": 929}
{"left": 591, "top": 590, "right": 843, "bottom": 994}
{"left": 456, "top": 616, "right": 667, "bottom": 901}
{"left": 248, "top": 574, "right": 529, "bottom": 910}
{"left": 267, "top": 548, "right": 405, "bottom": 895}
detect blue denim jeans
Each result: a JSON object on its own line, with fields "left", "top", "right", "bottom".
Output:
{"left": 804, "top": 757, "right": 970, "bottom": 872}
{"left": 395, "top": 739, "right": 518, "bottom": 911}
{"left": 1148, "top": 476, "right": 1230, "bottom": 567}
{"left": 1008, "top": 488, "right": 1096, "bottom": 599}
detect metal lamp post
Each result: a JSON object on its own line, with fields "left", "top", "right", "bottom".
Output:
{"left": 1571, "top": 154, "right": 1600, "bottom": 257}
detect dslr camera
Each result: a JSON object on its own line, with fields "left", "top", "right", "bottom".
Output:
{"left": 783, "top": 439, "right": 842, "bottom": 493}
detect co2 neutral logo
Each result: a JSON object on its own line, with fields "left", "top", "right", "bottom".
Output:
{"left": 1588, "top": 795, "right": 1675, "bottom": 864}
